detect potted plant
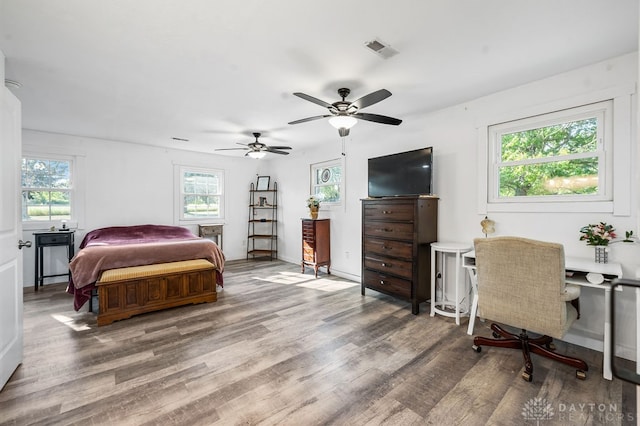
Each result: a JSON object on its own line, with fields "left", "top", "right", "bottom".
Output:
{"left": 306, "top": 196, "right": 320, "bottom": 219}
{"left": 579, "top": 222, "right": 616, "bottom": 263}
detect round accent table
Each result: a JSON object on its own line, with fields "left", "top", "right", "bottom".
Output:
{"left": 430, "top": 241, "right": 473, "bottom": 325}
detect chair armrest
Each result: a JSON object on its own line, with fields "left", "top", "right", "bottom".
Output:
{"left": 561, "top": 284, "right": 580, "bottom": 302}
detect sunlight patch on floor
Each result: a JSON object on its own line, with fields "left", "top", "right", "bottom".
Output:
{"left": 51, "top": 313, "right": 91, "bottom": 331}
{"left": 296, "top": 279, "right": 358, "bottom": 292}
{"left": 253, "top": 271, "right": 359, "bottom": 292}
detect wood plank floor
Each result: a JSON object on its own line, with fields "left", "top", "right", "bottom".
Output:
{"left": 1, "top": 259, "right": 636, "bottom": 425}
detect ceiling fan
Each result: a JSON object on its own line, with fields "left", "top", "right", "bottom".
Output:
{"left": 288, "top": 88, "right": 402, "bottom": 137}
{"left": 215, "top": 133, "right": 292, "bottom": 159}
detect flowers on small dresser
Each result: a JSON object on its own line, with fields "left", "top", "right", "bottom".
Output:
{"left": 579, "top": 222, "right": 616, "bottom": 246}
{"left": 306, "top": 196, "right": 321, "bottom": 209}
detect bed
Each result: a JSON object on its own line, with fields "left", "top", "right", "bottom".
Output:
{"left": 67, "top": 224, "right": 225, "bottom": 322}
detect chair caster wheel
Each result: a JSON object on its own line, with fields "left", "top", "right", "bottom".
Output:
{"left": 576, "top": 370, "right": 586, "bottom": 380}
{"left": 492, "top": 331, "right": 500, "bottom": 338}
{"left": 546, "top": 342, "right": 556, "bottom": 351}
{"left": 472, "top": 345, "right": 481, "bottom": 353}
{"left": 522, "top": 371, "right": 532, "bottom": 382}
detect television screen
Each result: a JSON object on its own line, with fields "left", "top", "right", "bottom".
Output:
{"left": 368, "top": 147, "right": 433, "bottom": 197}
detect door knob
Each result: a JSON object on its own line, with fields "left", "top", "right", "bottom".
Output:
{"left": 18, "top": 240, "right": 32, "bottom": 249}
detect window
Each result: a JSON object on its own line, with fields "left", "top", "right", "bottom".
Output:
{"left": 488, "top": 101, "right": 612, "bottom": 205}
{"left": 310, "top": 159, "right": 343, "bottom": 204}
{"left": 21, "top": 156, "right": 72, "bottom": 222}
{"left": 178, "top": 166, "right": 224, "bottom": 221}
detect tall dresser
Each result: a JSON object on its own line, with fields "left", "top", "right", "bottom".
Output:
{"left": 361, "top": 196, "right": 438, "bottom": 314}
{"left": 301, "top": 219, "right": 331, "bottom": 277}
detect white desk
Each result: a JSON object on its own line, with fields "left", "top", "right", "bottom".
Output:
{"left": 463, "top": 250, "right": 622, "bottom": 380}
{"left": 430, "top": 242, "right": 473, "bottom": 325}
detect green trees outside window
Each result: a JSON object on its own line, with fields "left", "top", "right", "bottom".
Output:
{"left": 21, "top": 158, "right": 72, "bottom": 221}
{"left": 498, "top": 118, "right": 599, "bottom": 197}
{"left": 182, "top": 171, "right": 222, "bottom": 219}
{"left": 489, "top": 99, "right": 613, "bottom": 205}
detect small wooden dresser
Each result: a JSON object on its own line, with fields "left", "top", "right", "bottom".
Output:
{"left": 301, "top": 219, "right": 331, "bottom": 277}
{"left": 361, "top": 197, "right": 438, "bottom": 314}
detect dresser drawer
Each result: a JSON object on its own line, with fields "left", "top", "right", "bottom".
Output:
{"left": 37, "top": 233, "right": 73, "bottom": 245}
{"left": 363, "top": 254, "right": 412, "bottom": 279}
{"left": 198, "top": 225, "right": 222, "bottom": 237}
{"left": 364, "top": 237, "right": 413, "bottom": 259}
{"left": 363, "top": 269, "right": 411, "bottom": 299}
{"left": 303, "top": 245, "right": 315, "bottom": 257}
{"left": 363, "top": 222, "right": 414, "bottom": 241}
{"left": 364, "top": 203, "right": 414, "bottom": 221}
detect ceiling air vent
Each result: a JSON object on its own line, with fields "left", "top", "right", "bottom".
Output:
{"left": 364, "top": 38, "right": 398, "bottom": 60}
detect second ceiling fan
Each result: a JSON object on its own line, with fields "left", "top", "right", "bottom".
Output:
{"left": 215, "top": 133, "right": 291, "bottom": 159}
{"left": 288, "top": 88, "right": 402, "bottom": 136}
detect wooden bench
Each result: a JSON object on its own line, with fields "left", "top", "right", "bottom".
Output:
{"left": 96, "top": 259, "right": 217, "bottom": 326}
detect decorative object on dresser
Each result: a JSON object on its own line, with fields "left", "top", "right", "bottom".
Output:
{"left": 306, "top": 196, "right": 321, "bottom": 219}
{"left": 247, "top": 181, "right": 278, "bottom": 260}
{"left": 301, "top": 219, "right": 331, "bottom": 277}
{"left": 361, "top": 196, "right": 438, "bottom": 314}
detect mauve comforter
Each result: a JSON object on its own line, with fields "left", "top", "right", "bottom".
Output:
{"left": 67, "top": 224, "right": 225, "bottom": 310}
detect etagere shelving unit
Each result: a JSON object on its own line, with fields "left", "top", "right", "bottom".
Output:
{"left": 247, "top": 181, "right": 278, "bottom": 260}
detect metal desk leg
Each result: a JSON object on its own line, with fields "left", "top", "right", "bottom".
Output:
{"left": 466, "top": 268, "right": 478, "bottom": 335}
{"left": 603, "top": 286, "right": 612, "bottom": 380}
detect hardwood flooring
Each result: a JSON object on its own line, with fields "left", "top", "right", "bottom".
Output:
{"left": 1, "top": 260, "right": 636, "bottom": 425}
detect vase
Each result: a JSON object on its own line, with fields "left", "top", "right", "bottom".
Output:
{"left": 309, "top": 207, "right": 318, "bottom": 219}
{"left": 594, "top": 246, "right": 608, "bottom": 264}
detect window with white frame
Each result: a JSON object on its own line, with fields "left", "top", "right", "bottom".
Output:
{"left": 310, "top": 159, "right": 343, "bottom": 204}
{"left": 487, "top": 100, "right": 612, "bottom": 205}
{"left": 178, "top": 166, "right": 224, "bottom": 221}
{"left": 21, "top": 156, "right": 72, "bottom": 223}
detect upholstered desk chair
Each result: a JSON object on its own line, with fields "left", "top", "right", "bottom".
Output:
{"left": 471, "top": 236, "right": 588, "bottom": 382}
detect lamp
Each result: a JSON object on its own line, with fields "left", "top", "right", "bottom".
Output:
{"left": 329, "top": 115, "right": 357, "bottom": 130}
{"left": 247, "top": 151, "right": 266, "bottom": 159}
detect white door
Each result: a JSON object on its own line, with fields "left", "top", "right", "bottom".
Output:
{"left": 0, "top": 85, "right": 24, "bottom": 390}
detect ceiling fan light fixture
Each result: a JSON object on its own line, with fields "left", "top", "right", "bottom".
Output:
{"left": 247, "top": 151, "right": 266, "bottom": 159}
{"left": 329, "top": 115, "right": 357, "bottom": 130}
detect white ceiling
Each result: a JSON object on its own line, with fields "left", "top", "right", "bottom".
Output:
{"left": 1, "top": 0, "right": 638, "bottom": 157}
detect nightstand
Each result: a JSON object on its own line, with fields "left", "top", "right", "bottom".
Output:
{"left": 33, "top": 230, "right": 75, "bottom": 291}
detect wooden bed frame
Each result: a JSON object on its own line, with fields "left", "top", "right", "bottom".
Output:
{"left": 96, "top": 259, "right": 217, "bottom": 326}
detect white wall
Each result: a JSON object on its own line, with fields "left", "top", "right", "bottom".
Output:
{"left": 21, "top": 132, "right": 262, "bottom": 287}
{"left": 272, "top": 52, "right": 640, "bottom": 359}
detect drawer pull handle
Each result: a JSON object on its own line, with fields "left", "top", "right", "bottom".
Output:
{"left": 382, "top": 246, "right": 391, "bottom": 250}
{"left": 382, "top": 210, "right": 392, "bottom": 214}
{"left": 379, "top": 228, "right": 393, "bottom": 232}
{"left": 380, "top": 280, "right": 386, "bottom": 285}
{"left": 381, "top": 262, "right": 391, "bottom": 268}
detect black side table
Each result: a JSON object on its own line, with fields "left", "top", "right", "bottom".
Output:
{"left": 33, "top": 230, "right": 75, "bottom": 291}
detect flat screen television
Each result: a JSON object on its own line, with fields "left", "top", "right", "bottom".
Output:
{"left": 368, "top": 147, "right": 433, "bottom": 197}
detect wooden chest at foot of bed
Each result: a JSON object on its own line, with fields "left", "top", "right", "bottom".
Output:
{"left": 96, "top": 259, "right": 217, "bottom": 326}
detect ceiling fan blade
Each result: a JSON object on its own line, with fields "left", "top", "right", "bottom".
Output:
{"left": 266, "top": 148, "right": 290, "bottom": 155}
{"left": 288, "top": 115, "right": 331, "bottom": 125}
{"left": 293, "top": 92, "right": 334, "bottom": 109}
{"left": 350, "top": 89, "right": 392, "bottom": 110}
{"left": 352, "top": 112, "right": 402, "bottom": 125}
{"left": 215, "top": 147, "right": 249, "bottom": 151}
{"left": 267, "top": 146, "right": 292, "bottom": 150}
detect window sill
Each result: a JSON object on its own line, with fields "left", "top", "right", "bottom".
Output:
{"left": 486, "top": 201, "right": 613, "bottom": 214}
